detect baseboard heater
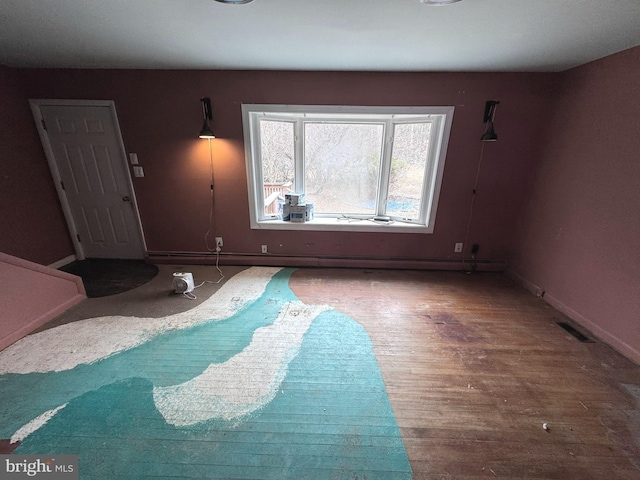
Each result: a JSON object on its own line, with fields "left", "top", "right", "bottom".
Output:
{"left": 146, "top": 251, "right": 508, "bottom": 272}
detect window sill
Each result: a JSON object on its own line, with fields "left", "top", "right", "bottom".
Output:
{"left": 251, "top": 217, "right": 432, "bottom": 234}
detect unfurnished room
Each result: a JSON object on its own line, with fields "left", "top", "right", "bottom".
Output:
{"left": 0, "top": 1, "right": 639, "bottom": 479}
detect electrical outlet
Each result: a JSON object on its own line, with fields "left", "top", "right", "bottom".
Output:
{"left": 454, "top": 242, "right": 463, "bottom": 253}
{"left": 215, "top": 237, "right": 223, "bottom": 248}
{"left": 261, "top": 245, "right": 268, "bottom": 254}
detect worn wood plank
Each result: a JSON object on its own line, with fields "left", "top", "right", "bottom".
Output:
{"left": 290, "top": 268, "right": 640, "bottom": 479}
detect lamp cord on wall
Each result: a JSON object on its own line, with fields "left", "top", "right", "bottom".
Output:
{"left": 462, "top": 142, "right": 486, "bottom": 273}
{"left": 204, "top": 138, "right": 217, "bottom": 253}
{"left": 182, "top": 137, "right": 224, "bottom": 300}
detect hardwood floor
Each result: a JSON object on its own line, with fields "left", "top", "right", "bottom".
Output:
{"left": 3, "top": 265, "right": 638, "bottom": 478}
{"left": 289, "top": 268, "right": 640, "bottom": 479}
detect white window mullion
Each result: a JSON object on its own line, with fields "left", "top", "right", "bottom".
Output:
{"left": 294, "top": 119, "right": 305, "bottom": 194}
{"left": 253, "top": 115, "right": 267, "bottom": 220}
{"left": 376, "top": 119, "right": 394, "bottom": 217}
{"left": 420, "top": 116, "right": 442, "bottom": 225}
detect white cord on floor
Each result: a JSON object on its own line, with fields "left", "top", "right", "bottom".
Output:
{"left": 182, "top": 248, "right": 225, "bottom": 300}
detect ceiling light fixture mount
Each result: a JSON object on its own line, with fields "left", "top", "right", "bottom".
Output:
{"left": 214, "top": 0, "right": 254, "bottom": 4}
{"left": 420, "top": 0, "right": 463, "bottom": 5}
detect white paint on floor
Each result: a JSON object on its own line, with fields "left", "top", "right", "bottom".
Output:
{"left": 153, "top": 301, "right": 330, "bottom": 425}
{"left": 0, "top": 267, "right": 282, "bottom": 374}
{"left": 10, "top": 403, "right": 68, "bottom": 444}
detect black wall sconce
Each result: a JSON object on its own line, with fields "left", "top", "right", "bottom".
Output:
{"left": 199, "top": 97, "right": 215, "bottom": 139}
{"left": 481, "top": 100, "right": 500, "bottom": 142}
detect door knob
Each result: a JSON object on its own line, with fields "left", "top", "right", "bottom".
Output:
{"left": 122, "top": 196, "right": 131, "bottom": 202}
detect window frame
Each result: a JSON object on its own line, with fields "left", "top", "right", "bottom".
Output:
{"left": 242, "top": 104, "right": 454, "bottom": 234}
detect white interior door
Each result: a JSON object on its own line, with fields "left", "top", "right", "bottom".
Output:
{"left": 34, "top": 102, "right": 145, "bottom": 259}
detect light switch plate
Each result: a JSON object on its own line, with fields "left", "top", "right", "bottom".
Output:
{"left": 129, "top": 153, "right": 139, "bottom": 165}
{"left": 133, "top": 166, "right": 144, "bottom": 177}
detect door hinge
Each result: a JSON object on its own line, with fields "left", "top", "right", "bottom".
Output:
{"left": 76, "top": 234, "right": 81, "bottom": 243}
{"left": 41, "top": 118, "right": 47, "bottom": 131}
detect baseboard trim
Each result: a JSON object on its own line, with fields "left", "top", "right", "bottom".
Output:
{"left": 507, "top": 269, "right": 640, "bottom": 365}
{"left": 48, "top": 254, "right": 77, "bottom": 270}
{"left": 147, "top": 251, "right": 508, "bottom": 272}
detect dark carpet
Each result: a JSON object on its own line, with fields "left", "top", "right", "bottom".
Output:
{"left": 60, "top": 259, "right": 159, "bottom": 297}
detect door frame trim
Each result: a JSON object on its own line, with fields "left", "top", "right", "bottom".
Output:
{"left": 29, "top": 99, "right": 147, "bottom": 260}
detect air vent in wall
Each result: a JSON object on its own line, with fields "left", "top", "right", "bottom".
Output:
{"left": 556, "top": 321, "right": 595, "bottom": 343}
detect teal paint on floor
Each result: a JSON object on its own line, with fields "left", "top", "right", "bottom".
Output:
{"left": 1, "top": 268, "right": 411, "bottom": 479}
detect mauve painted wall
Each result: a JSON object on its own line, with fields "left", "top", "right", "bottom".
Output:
{"left": 0, "top": 66, "right": 74, "bottom": 265}
{"left": 510, "top": 47, "right": 640, "bottom": 362}
{"left": 17, "top": 69, "right": 555, "bottom": 263}
{"left": 2, "top": 58, "right": 638, "bottom": 361}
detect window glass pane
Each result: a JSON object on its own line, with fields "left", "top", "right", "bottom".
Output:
{"left": 386, "top": 123, "right": 431, "bottom": 219}
{"left": 259, "top": 120, "right": 294, "bottom": 216}
{"left": 304, "top": 123, "right": 383, "bottom": 215}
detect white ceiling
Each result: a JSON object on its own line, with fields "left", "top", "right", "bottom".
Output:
{"left": 1, "top": 0, "right": 639, "bottom": 72}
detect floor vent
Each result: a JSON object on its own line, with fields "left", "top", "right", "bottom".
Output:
{"left": 556, "top": 322, "right": 595, "bottom": 343}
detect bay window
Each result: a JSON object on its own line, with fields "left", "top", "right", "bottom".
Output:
{"left": 242, "top": 105, "right": 454, "bottom": 233}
